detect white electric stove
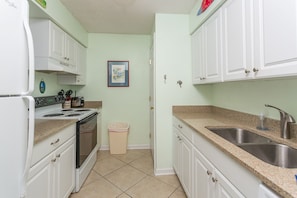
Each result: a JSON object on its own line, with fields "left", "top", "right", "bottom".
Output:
{"left": 35, "top": 96, "right": 99, "bottom": 192}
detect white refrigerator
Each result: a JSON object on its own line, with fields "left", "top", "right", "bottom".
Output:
{"left": 0, "top": 0, "right": 35, "bottom": 198}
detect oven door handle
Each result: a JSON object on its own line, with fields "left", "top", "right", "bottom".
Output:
{"left": 79, "top": 112, "right": 98, "bottom": 124}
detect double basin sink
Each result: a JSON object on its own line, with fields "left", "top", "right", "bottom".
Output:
{"left": 206, "top": 127, "right": 297, "bottom": 168}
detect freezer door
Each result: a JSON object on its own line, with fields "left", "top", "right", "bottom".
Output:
{"left": 0, "top": 96, "right": 35, "bottom": 198}
{"left": 0, "top": 0, "right": 34, "bottom": 95}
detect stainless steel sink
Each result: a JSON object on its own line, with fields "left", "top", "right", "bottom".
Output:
{"left": 206, "top": 127, "right": 297, "bottom": 168}
{"left": 206, "top": 127, "right": 272, "bottom": 144}
{"left": 238, "top": 143, "right": 297, "bottom": 168}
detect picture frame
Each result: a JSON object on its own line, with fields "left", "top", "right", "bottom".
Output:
{"left": 107, "top": 61, "right": 129, "bottom": 87}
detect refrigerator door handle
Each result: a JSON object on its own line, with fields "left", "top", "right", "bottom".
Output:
{"left": 20, "top": 96, "right": 35, "bottom": 198}
{"left": 22, "top": 0, "right": 34, "bottom": 95}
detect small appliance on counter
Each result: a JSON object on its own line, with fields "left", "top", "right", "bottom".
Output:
{"left": 71, "top": 97, "right": 84, "bottom": 108}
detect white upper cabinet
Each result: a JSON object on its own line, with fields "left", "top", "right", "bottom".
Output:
{"left": 253, "top": 0, "right": 297, "bottom": 78}
{"left": 222, "top": 0, "right": 253, "bottom": 81}
{"left": 58, "top": 43, "right": 87, "bottom": 85}
{"left": 192, "top": 10, "right": 223, "bottom": 84}
{"left": 30, "top": 19, "right": 78, "bottom": 74}
{"left": 192, "top": 27, "right": 204, "bottom": 84}
{"left": 192, "top": 0, "right": 297, "bottom": 84}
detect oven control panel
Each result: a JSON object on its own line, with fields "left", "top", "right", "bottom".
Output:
{"left": 35, "top": 95, "right": 65, "bottom": 108}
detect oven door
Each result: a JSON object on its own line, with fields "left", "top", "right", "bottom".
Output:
{"left": 76, "top": 112, "right": 98, "bottom": 168}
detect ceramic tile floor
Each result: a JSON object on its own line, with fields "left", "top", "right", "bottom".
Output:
{"left": 70, "top": 149, "right": 187, "bottom": 198}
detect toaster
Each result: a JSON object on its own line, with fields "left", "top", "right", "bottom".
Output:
{"left": 71, "top": 97, "right": 84, "bottom": 107}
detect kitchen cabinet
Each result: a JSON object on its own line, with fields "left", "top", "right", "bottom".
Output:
{"left": 172, "top": 117, "right": 192, "bottom": 197}
{"left": 173, "top": 116, "right": 262, "bottom": 198}
{"left": 193, "top": 0, "right": 297, "bottom": 83}
{"left": 222, "top": 0, "right": 253, "bottom": 81}
{"left": 192, "top": 147, "right": 244, "bottom": 198}
{"left": 253, "top": 0, "right": 297, "bottom": 78}
{"left": 58, "top": 43, "right": 87, "bottom": 85}
{"left": 29, "top": 19, "right": 78, "bottom": 74}
{"left": 192, "top": 9, "right": 223, "bottom": 84}
{"left": 27, "top": 124, "right": 76, "bottom": 198}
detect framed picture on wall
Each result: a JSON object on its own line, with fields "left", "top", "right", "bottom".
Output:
{"left": 107, "top": 61, "right": 129, "bottom": 87}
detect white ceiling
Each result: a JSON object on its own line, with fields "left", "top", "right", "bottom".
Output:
{"left": 60, "top": 0, "right": 198, "bottom": 34}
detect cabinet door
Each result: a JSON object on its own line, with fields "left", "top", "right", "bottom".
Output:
{"left": 254, "top": 0, "right": 297, "bottom": 78}
{"left": 222, "top": 0, "right": 253, "bottom": 81}
{"left": 214, "top": 170, "right": 245, "bottom": 198}
{"left": 192, "top": 27, "right": 204, "bottom": 84}
{"left": 173, "top": 127, "right": 181, "bottom": 176}
{"left": 76, "top": 43, "right": 87, "bottom": 83}
{"left": 27, "top": 153, "right": 54, "bottom": 198}
{"left": 65, "top": 35, "right": 77, "bottom": 71}
{"left": 193, "top": 148, "right": 214, "bottom": 198}
{"left": 172, "top": 126, "right": 179, "bottom": 176}
{"left": 50, "top": 22, "right": 65, "bottom": 62}
{"left": 55, "top": 137, "right": 75, "bottom": 198}
{"left": 180, "top": 134, "right": 192, "bottom": 197}
{"left": 203, "top": 10, "right": 223, "bottom": 83}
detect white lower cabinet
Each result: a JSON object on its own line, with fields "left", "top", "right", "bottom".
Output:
{"left": 193, "top": 147, "right": 244, "bottom": 198}
{"left": 173, "top": 116, "right": 261, "bottom": 198}
{"left": 27, "top": 125, "right": 76, "bottom": 198}
{"left": 173, "top": 124, "right": 192, "bottom": 197}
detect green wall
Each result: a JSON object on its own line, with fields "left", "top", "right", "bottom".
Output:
{"left": 76, "top": 33, "right": 152, "bottom": 149}
{"left": 211, "top": 78, "right": 297, "bottom": 120}
{"left": 154, "top": 14, "right": 212, "bottom": 173}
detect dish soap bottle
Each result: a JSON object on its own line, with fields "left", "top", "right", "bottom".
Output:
{"left": 256, "top": 113, "right": 268, "bottom": 130}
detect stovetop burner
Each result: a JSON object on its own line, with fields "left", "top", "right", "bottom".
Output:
{"left": 44, "top": 113, "right": 65, "bottom": 117}
{"left": 75, "top": 109, "right": 91, "bottom": 112}
{"left": 67, "top": 113, "right": 82, "bottom": 117}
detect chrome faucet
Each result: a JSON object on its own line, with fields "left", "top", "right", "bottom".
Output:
{"left": 265, "top": 104, "right": 296, "bottom": 139}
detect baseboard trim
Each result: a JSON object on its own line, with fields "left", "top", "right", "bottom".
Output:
{"left": 100, "top": 144, "right": 150, "bottom": 151}
{"left": 154, "top": 168, "right": 175, "bottom": 176}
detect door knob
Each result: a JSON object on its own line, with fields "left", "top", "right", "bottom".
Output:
{"left": 150, "top": 107, "right": 154, "bottom": 110}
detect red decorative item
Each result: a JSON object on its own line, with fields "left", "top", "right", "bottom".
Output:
{"left": 197, "top": 0, "right": 214, "bottom": 15}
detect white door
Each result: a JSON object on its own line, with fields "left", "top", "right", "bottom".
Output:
{"left": 193, "top": 148, "right": 214, "bottom": 198}
{"left": 0, "top": 0, "right": 34, "bottom": 95}
{"left": 149, "top": 38, "right": 155, "bottom": 161}
{"left": 191, "top": 27, "right": 204, "bottom": 84}
{"left": 203, "top": 9, "right": 223, "bottom": 83}
{"left": 55, "top": 137, "right": 75, "bottom": 198}
{"left": 254, "top": 0, "right": 297, "bottom": 78}
{"left": 222, "top": 0, "right": 253, "bottom": 81}
{"left": 50, "top": 22, "right": 65, "bottom": 62}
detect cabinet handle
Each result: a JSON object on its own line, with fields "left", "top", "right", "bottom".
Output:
{"left": 50, "top": 138, "right": 60, "bottom": 146}
{"left": 244, "top": 69, "right": 250, "bottom": 74}
{"left": 178, "top": 124, "right": 183, "bottom": 129}
{"left": 206, "top": 170, "right": 212, "bottom": 176}
{"left": 212, "top": 177, "right": 218, "bottom": 183}
{"left": 51, "top": 158, "right": 56, "bottom": 163}
{"left": 253, "top": 68, "right": 259, "bottom": 72}
{"left": 177, "top": 136, "right": 182, "bottom": 141}
{"left": 56, "top": 154, "right": 61, "bottom": 158}
{"left": 200, "top": 77, "right": 206, "bottom": 80}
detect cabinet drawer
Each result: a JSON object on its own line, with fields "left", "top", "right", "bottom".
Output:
{"left": 173, "top": 116, "right": 193, "bottom": 141}
{"left": 31, "top": 124, "right": 75, "bottom": 166}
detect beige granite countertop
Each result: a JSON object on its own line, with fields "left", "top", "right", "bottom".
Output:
{"left": 34, "top": 119, "right": 76, "bottom": 144}
{"left": 173, "top": 106, "right": 297, "bottom": 198}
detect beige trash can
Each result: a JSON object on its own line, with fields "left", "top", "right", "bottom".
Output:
{"left": 108, "top": 122, "right": 129, "bottom": 154}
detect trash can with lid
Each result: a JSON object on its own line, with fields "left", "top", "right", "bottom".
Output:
{"left": 108, "top": 122, "right": 129, "bottom": 154}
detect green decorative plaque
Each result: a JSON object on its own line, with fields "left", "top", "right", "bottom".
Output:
{"left": 36, "top": 0, "right": 46, "bottom": 8}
